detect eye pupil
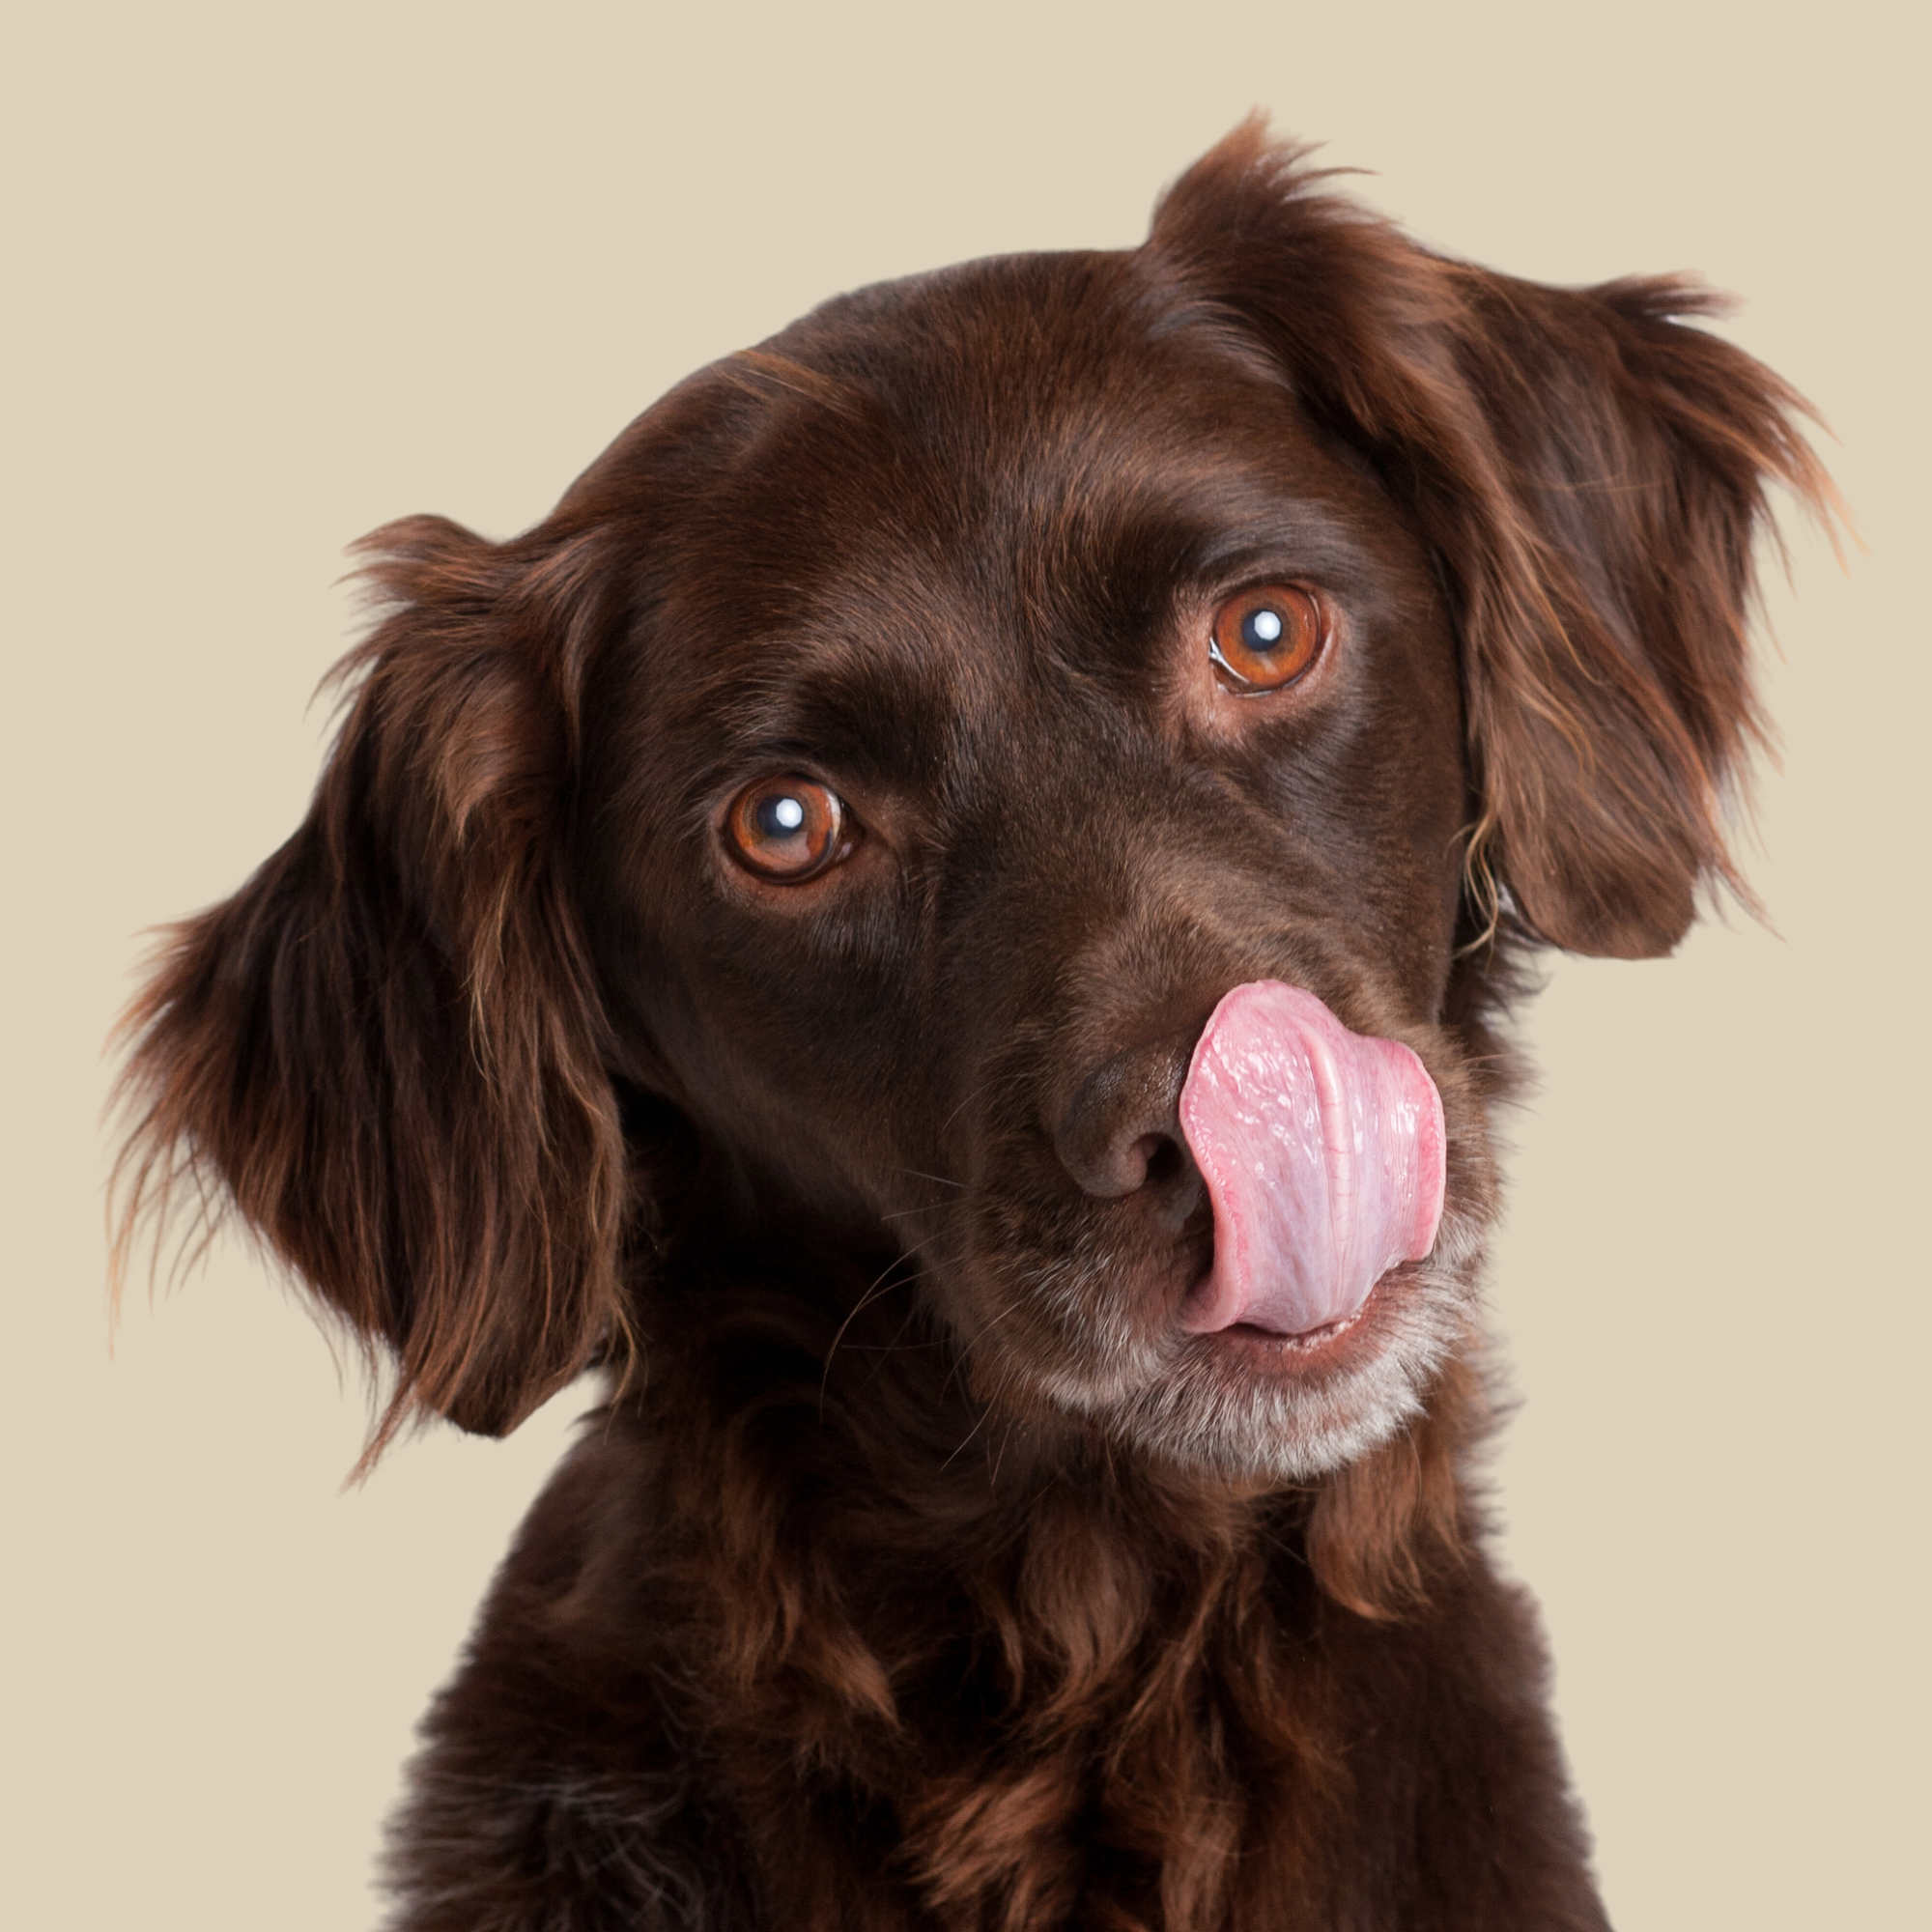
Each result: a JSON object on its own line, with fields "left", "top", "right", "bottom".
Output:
{"left": 1243, "top": 607, "right": 1284, "bottom": 649}
{"left": 759, "top": 794, "right": 807, "bottom": 837}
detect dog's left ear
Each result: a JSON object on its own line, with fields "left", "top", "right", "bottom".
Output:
{"left": 1412, "top": 264, "right": 1838, "bottom": 956}
{"left": 1152, "top": 125, "right": 1839, "bottom": 956}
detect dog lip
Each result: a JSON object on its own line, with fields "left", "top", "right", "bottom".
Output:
{"left": 1183, "top": 1270, "right": 1404, "bottom": 1375}
{"left": 1226, "top": 1309, "right": 1355, "bottom": 1345}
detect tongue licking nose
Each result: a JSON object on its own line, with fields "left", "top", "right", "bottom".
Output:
{"left": 1177, "top": 981, "right": 1445, "bottom": 1339}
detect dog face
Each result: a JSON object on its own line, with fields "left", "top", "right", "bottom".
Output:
{"left": 114, "top": 127, "right": 1827, "bottom": 1483}
{"left": 580, "top": 264, "right": 1477, "bottom": 1481}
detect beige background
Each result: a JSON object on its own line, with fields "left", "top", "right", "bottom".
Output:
{"left": 6, "top": 3, "right": 1925, "bottom": 1926}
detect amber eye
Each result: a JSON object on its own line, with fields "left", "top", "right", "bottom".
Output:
{"left": 1208, "top": 584, "right": 1327, "bottom": 693}
{"left": 724, "top": 776, "right": 852, "bottom": 882}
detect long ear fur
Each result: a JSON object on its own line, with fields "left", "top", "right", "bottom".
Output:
{"left": 1149, "top": 120, "right": 1840, "bottom": 957}
{"left": 111, "top": 514, "right": 633, "bottom": 1457}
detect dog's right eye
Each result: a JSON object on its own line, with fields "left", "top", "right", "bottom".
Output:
{"left": 724, "top": 776, "right": 853, "bottom": 882}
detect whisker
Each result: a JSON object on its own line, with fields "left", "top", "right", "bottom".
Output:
{"left": 946, "top": 1359, "right": 1028, "bottom": 1476}
{"left": 891, "top": 1166, "right": 964, "bottom": 1191}
{"left": 936, "top": 1060, "right": 1037, "bottom": 1138}
{"left": 819, "top": 1258, "right": 923, "bottom": 1415}
{"left": 941, "top": 1295, "right": 1025, "bottom": 1402}
{"left": 849, "top": 1297, "right": 941, "bottom": 1396}
{"left": 986, "top": 1413, "right": 1023, "bottom": 1492}
{"left": 939, "top": 1395, "right": 996, "bottom": 1471}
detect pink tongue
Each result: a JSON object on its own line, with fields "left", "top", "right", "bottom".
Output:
{"left": 1177, "top": 981, "right": 1444, "bottom": 1338}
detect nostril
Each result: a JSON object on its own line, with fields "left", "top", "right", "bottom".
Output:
{"left": 1140, "top": 1134, "right": 1183, "bottom": 1187}
{"left": 1051, "top": 1038, "right": 1197, "bottom": 1202}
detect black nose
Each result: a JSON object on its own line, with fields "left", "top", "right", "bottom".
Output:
{"left": 1052, "top": 1036, "right": 1203, "bottom": 1216}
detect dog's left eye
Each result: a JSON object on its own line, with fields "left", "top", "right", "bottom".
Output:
{"left": 724, "top": 776, "right": 853, "bottom": 882}
{"left": 1208, "top": 584, "right": 1328, "bottom": 693}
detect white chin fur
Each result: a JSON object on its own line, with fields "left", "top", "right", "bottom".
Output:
{"left": 1025, "top": 1205, "right": 1483, "bottom": 1484}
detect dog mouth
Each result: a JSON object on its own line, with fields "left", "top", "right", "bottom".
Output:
{"left": 933, "top": 978, "right": 1457, "bottom": 1482}
{"left": 933, "top": 979, "right": 1449, "bottom": 1443}
{"left": 1172, "top": 980, "right": 1444, "bottom": 1345}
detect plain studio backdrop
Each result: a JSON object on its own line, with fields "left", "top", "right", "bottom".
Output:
{"left": 5, "top": 4, "right": 1924, "bottom": 1926}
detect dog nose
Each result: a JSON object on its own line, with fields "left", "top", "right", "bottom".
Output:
{"left": 1052, "top": 1036, "right": 1202, "bottom": 1208}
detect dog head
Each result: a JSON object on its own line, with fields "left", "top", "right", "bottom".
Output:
{"left": 114, "top": 125, "right": 1828, "bottom": 1492}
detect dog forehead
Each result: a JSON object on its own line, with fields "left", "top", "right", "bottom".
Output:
{"left": 642, "top": 255, "right": 1354, "bottom": 665}
{"left": 597, "top": 248, "right": 1421, "bottom": 807}
{"left": 738, "top": 250, "right": 1310, "bottom": 522}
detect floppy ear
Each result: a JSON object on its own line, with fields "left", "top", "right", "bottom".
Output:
{"left": 112, "top": 513, "right": 633, "bottom": 1455}
{"left": 1151, "top": 123, "right": 1838, "bottom": 956}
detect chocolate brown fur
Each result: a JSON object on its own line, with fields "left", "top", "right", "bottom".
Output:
{"left": 113, "top": 123, "right": 1830, "bottom": 1928}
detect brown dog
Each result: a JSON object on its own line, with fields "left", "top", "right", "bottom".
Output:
{"left": 114, "top": 123, "right": 1829, "bottom": 1929}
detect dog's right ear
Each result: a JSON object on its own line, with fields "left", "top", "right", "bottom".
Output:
{"left": 112, "top": 514, "right": 633, "bottom": 1457}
